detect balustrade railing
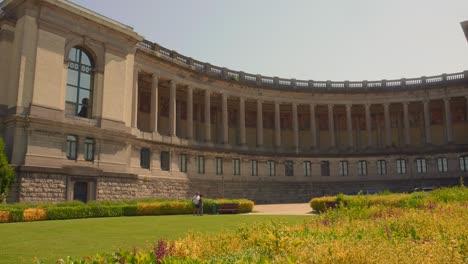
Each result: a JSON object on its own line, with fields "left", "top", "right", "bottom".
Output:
{"left": 138, "top": 39, "right": 468, "bottom": 90}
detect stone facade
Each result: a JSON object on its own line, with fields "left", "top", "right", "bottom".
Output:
{"left": 1, "top": 0, "right": 468, "bottom": 204}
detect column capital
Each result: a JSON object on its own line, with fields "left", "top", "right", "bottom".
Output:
{"left": 422, "top": 99, "right": 430, "bottom": 104}
{"left": 309, "top": 103, "right": 317, "bottom": 108}
{"left": 205, "top": 89, "right": 211, "bottom": 95}
{"left": 291, "top": 101, "right": 298, "bottom": 107}
{"left": 402, "top": 101, "right": 410, "bottom": 106}
{"left": 327, "top": 104, "right": 334, "bottom": 109}
{"left": 239, "top": 96, "right": 245, "bottom": 102}
{"left": 383, "top": 102, "right": 390, "bottom": 107}
{"left": 345, "top": 103, "right": 352, "bottom": 109}
{"left": 152, "top": 74, "right": 159, "bottom": 81}
{"left": 443, "top": 97, "right": 451, "bottom": 102}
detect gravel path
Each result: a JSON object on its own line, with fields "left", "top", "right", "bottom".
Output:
{"left": 248, "top": 203, "right": 314, "bottom": 215}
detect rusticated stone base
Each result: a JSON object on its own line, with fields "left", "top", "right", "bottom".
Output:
{"left": 7, "top": 170, "right": 465, "bottom": 204}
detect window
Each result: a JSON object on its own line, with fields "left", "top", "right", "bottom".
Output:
{"left": 66, "top": 47, "right": 94, "bottom": 118}
{"left": 285, "top": 160, "right": 294, "bottom": 176}
{"left": 179, "top": 154, "right": 187, "bottom": 173}
{"left": 437, "top": 157, "right": 448, "bottom": 173}
{"left": 140, "top": 148, "right": 150, "bottom": 169}
{"left": 396, "top": 159, "right": 407, "bottom": 174}
{"left": 321, "top": 161, "right": 330, "bottom": 176}
{"left": 267, "top": 160, "right": 276, "bottom": 176}
{"left": 357, "top": 160, "right": 367, "bottom": 176}
{"left": 460, "top": 156, "right": 468, "bottom": 172}
{"left": 416, "top": 158, "right": 427, "bottom": 174}
{"left": 339, "top": 161, "right": 348, "bottom": 176}
{"left": 251, "top": 160, "right": 258, "bottom": 176}
{"left": 233, "top": 159, "right": 241, "bottom": 175}
{"left": 160, "top": 151, "right": 170, "bottom": 171}
{"left": 66, "top": 135, "right": 77, "bottom": 160}
{"left": 215, "top": 157, "right": 223, "bottom": 175}
{"left": 197, "top": 156, "right": 205, "bottom": 174}
{"left": 84, "top": 138, "right": 94, "bottom": 161}
{"left": 303, "top": 161, "right": 311, "bottom": 176}
{"left": 377, "top": 160, "right": 387, "bottom": 175}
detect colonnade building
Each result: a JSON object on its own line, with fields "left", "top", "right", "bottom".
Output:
{"left": 1, "top": 0, "right": 468, "bottom": 203}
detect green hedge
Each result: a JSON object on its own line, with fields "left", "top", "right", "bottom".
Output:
{"left": 0, "top": 198, "right": 254, "bottom": 223}
{"left": 310, "top": 186, "right": 468, "bottom": 212}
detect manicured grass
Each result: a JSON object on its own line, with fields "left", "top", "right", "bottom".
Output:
{"left": 0, "top": 214, "right": 309, "bottom": 263}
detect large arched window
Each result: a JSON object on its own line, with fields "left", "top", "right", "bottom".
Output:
{"left": 66, "top": 47, "right": 94, "bottom": 118}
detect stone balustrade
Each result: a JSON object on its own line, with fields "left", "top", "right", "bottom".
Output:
{"left": 138, "top": 39, "right": 468, "bottom": 91}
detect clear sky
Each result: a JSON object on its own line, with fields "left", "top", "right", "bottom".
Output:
{"left": 68, "top": 0, "right": 468, "bottom": 82}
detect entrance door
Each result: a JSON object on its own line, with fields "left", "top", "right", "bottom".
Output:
{"left": 73, "top": 182, "right": 88, "bottom": 203}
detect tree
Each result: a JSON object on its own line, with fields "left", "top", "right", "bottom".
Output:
{"left": 0, "top": 137, "right": 15, "bottom": 203}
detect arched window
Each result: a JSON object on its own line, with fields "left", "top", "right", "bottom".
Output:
{"left": 66, "top": 47, "right": 94, "bottom": 118}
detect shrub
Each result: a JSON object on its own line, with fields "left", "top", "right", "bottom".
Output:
{"left": 47, "top": 206, "right": 90, "bottom": 220}
{"left": 89, "top": 205, "right": 124, "bottom": 218}
{"left": 23, "top": 208, "right": 47, "bottom": 221}
{"left": 122, "top": 205, "right": 138, "bottom": 216}
{"left": 0, "top": 137, "right": 15, "bottom": 203}
{"left": 237, "top": 200, "right": 254, "bottom": 213}
{"left": 10, "top": 208, "right": 24, "bottom": 222}
{"left": 0, "top": 210, "right": 12, "bottom": 223}
{"left": 309, "top": 196, "right": 337, "bottom": 212}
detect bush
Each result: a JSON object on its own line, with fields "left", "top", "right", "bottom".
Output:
{"left": 0, "top": 210, "right": 12, "bottom": 223}
{"left": 309, "top": 196, "right": 337, "bottom": 212}
{"left": 23, "top": 208, "right": 47, "bottom": 221}
{"left": 47, "top": 206, "right": 91, "bottom": 220}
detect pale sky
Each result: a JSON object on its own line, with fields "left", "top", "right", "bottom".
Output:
{"left": 69, "top": 0, "right": 468, "bottom": 82}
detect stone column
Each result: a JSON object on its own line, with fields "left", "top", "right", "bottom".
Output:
{"left": 257, "top": 100, "right": 263, "bottom": 147}
{"left": 309, "top": 104, "right": 317, "bottom": 149}
{"left": 205, "top": 90, "right": 211, "bottom": 142}
{"left": 403, "top": 102, "right": 411, "bottom": 145}
{"left": 444, "top": 98, "right": 453, "bottom": 143}
{"left": 365, "top": 104, "right": 372, "bottom": 148}
{"left": 384, "top": 103, "right": 391, "bottom": 146}
{"left": 169, "top": 80, "right": 176, "bottom": 136}
{"left": 346, "top": 104, "right": 353, "bottom": 147}
{"left": 423, "top": 100, "right": 431, "bottom": 144}
{"left": 292, "top": 102, "right": 299, "bottom": 151}
{"left": 274, "top": 101, "right": 281, "bottom": 148}
{"left": 239, "top": 97, "right": 246, "bottom": 146}
{"left": 151, "top": 75, "right": 159, "bottom": 133}
{"left": 186, "top": 86, "right": 193, "bottom": 140}
{"left": 222, "top": 93, "right": 228, "bottom": 144}
{"left": 328, "top": 104, "right": 335, "bottom": 147}
{"left": 131, "top": 68, "right": 139, "bottom": 128}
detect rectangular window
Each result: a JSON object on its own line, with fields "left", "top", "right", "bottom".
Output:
{"left": 84, "top": 138, "right": 94, "bottom": 161}
{"left": 160, "top": 151, "right": 170, "bottom": 171}
{"left": 233, "top": 159, "right": 241, "bottom": 175}
{"left": 357, "top": 160, "right": 367, "bottom": 176}
{"left": 215, "top": 157, "right": 223, "bottom": 175}
{"left": 197, "top": 155, "right": 205, "bottom": 174}
{"left": 179, "top": 154, "right": 187, "bottom": 173}
{"left": 285, "top": 160, "right": 294, "bottom": 176}
{"left": 66, "top": 135, "right": 78, "bottom": 160}
{"left": 377, "top": 160, "right": 387, "bottom": 175}
{"left": 416, "top": 158, "right": 427, "bottom": 174}
{"left": 321, "top": 161, "right": 330, "bottom": 176}
{"left": 396, "top": 159, "right": 407, "bottom": 174}
{"left": 437, "top": 157, "right": 448, "bottom": 173}
{"left": 339, "top": 161, "right": 348, "bottom": 176}
{"left": 267, "top": 160, "right": 276, "bottom": 176}
{"left": 460, "top": 156, "right": 468, "bottom": 172}
{"left": 140, "top": 148, "right": 151, "bottom": 169}
{"left": 303, "top": 161, "right": 311, "bottom": 176}
{"left": 251, "top": 160, "right": 258, "bottom": 176}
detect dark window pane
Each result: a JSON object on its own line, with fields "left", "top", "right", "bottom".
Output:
{"left": 161, "top": 151, "right": 170, "bottom": 171}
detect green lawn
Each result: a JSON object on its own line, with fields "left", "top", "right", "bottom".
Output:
{"left": 0, "top": 214, "right": 309, "bottom": 263}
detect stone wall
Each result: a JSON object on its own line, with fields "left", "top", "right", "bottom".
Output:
{"left": 9, "top": 170, "right": 465, "bottom": 204}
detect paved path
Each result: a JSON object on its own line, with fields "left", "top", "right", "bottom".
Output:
{"left": 249, "top": 203, "right": 314, "bottom": 215}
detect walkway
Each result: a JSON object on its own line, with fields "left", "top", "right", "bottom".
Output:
{"left": 249, "top": 203, "right": 314, "bottom": 215}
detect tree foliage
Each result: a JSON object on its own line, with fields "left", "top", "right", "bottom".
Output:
{"left": 0, "top": 137, "right": 15, "bottom": 203}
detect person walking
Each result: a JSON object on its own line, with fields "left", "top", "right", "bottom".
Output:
{"left": 192, "top": 193, "right": 200, "bottom": 215}
{"left": 198, "top": 194, "right": 204, "bottom": 216}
